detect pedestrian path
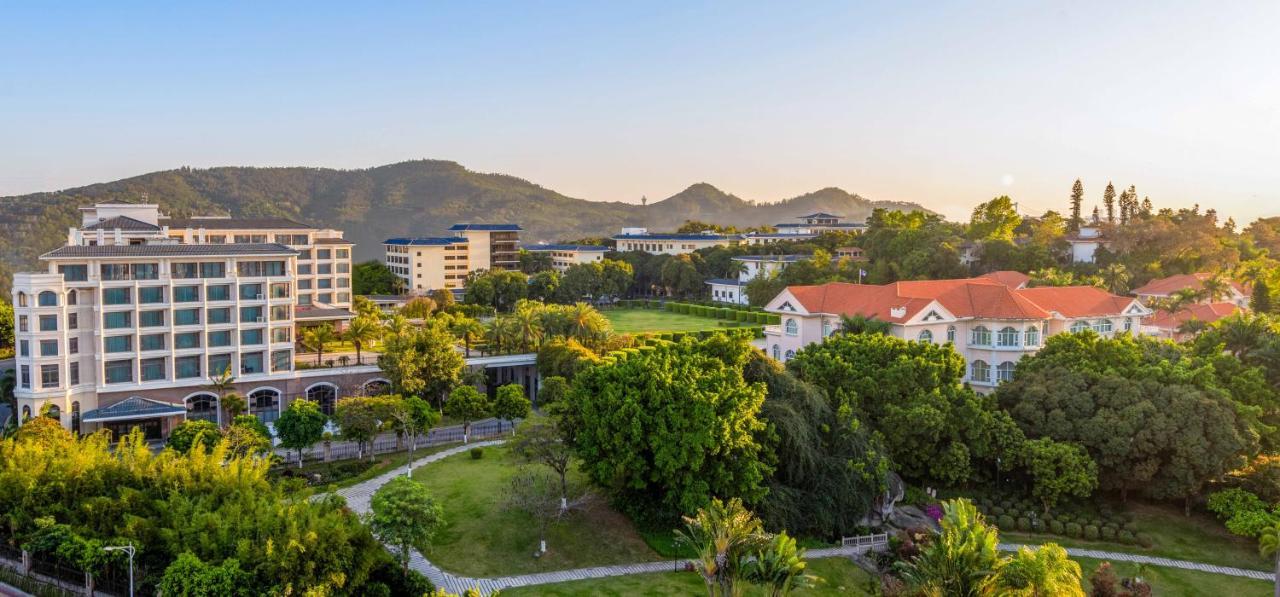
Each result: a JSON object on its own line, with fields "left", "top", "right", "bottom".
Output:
{"left": 331, "top": 445, "right": 1275, "bottom": 595}
{"left": 999, "top": 542, "right": 1274, "bottom": 581}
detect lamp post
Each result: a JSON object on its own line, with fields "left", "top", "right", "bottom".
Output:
{"left": 102, "top": 543, "right": 135, "bottom": 597}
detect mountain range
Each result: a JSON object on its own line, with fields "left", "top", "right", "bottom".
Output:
{"left": 0, "top": 160, "right": 929, "bottom": 292}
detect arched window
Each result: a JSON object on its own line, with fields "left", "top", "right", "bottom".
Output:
{"left": 784, "top": 349, "right": 795, "bottom": 360}
{"left": 970, "top": 326, "right": 991, "bottom": 346}
{"left": 784, "top": 318, "right": 798, "bottom": 336}
{"left": 307, "top": 384, "right": 338, "bottom": 416}
{"left": 997, "top": 327, "right": 1019, "bottom": 347}
{"left": 21, "top": 406, "right": 31, "bottom": 421}
{"left": 1093, "top": 319, "right": 1114, "bottom": 333}
{"left": 1024, "top": 326, "right": 1040, "bottom": 347}
{"left": 1070, "top": 321, "right": 1090, "bottom": 334}
{"left": 946, "top": 325, "right": 956, "bottom": 343}
{"left": 996, "top": 361, "right": 1016, "bottom": 383}
{"left": 249, "top": 389, "right": 281, "bottom": 425}
{"left": 772, "top": 345, "right": 781, "bottom": 360}
{"left": 67, "top": 290, "right": 77, "bottom": 305}
{"left": 45, "top": 404, "right": 61, "bottom": 421}
{"left": 362, "top": 379, "right": 391, "bottom": 396}
{"left": 918, "top": 330, "right": 933, "bottom": 343}
{"left": 970, "top": 360, "right": 991, "bottom": 383}
{"left": 16, "top": 292, "right": 27, "bottom": 307}
{"left": 71, "top": 402, "right": 81, "bottom": 435}
{"left": 38, "top": 291, "right": 57, "bottom": 307}
{"left": 186, "top": 393, "right": 219, "bottom": 424}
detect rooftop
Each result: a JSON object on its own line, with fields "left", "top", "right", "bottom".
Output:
{"left": 81, "top": 216, "right": 162, "bottom": 232}
{"left": 159, "top": 216, "right": 314, "bottom": 230}
{"left": 798, "top": 212, "right": 843, "bottom": 219}
{"left": 81, "top": 396, "right": 186, "bottom": 423}
{"left": 313, "top": 237, "right": 354, "bottom": 245}
{"left": 447, "top": 223, "right": 523, "bottom": 232}
{"left": 384, "top": 237, "right": 468, "bottom": 246}
{"left": 732, "top": 254, "right": 808, "bottom": 263}
{"left": 42, "top": 243, "right": 299, "bottom": 259}
{"left": 706, "top": 278, "right": 746, "bottom": 286}
{"left": 294, "top": 306, "right": 355, "bottom": 320}
{"left": 774, "top": 222, "right": 866, "bottom": 229}
{"left": 525, "top": 244, "right": 609, "bottom": 252}
{"left": 613, "top": 232, "right": 744, "bottom": 241}
{"left": 1145, "top": 302, "right": 1241, "bottom": 330}
{"left": 1132, "top": 273, "right": 1248, "bottom": 297}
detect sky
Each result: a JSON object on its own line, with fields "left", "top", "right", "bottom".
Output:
{"left": 2, "top": 1, "right": 1278, "bottom": 223}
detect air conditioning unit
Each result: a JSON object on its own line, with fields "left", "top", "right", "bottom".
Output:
{"left": 256, "top": 294, "right": 264, "bottom": 300}
{"left": 256, "top": 317, "right": 265, "bottom": 323}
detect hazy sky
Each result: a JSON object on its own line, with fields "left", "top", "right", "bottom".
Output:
{"left": 2, "top": 1, "right": 1277, "bottom": 222}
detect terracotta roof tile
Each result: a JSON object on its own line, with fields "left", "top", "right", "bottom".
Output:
{"left": 1144, "top": 302, "right": 1240, "bottom": 329}
{"left": 1132, "top": 273, "right": 1248, "bottom": 297}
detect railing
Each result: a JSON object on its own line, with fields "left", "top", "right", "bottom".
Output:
{"left": 840, "top": 533, "right": 889, "bottom": 549}
{"left": 279, "top": 418, "right": 515, "bottom": 464}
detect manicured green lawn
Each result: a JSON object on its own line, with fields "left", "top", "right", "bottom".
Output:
{"left": 410, "top": 445, "right": 660, "bottom": 576}
{"left": 1072, "top": 556, "right": 1271, "bottom": 597}
{"left": 1001, "top": 501, "right": 1270, "bottom": 572}
{"left": 604, "top": 308, "right": 750, "bottom": 334}
{"left": 502, "top": 556, "right": 877, "bottom": 596}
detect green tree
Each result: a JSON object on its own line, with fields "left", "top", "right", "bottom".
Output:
{"left": 445, "top": 386, "right": 492, "bottom": 440}
{"left": 368, "top": 476, "right": 445, "bottom": 575}
{"left": 988, "top": 543, "right": 1084, "bottom": 597}
{"left": 464, "top": 269, "right": 528, "bottom": 312}
{"left": 378, "top": 320, "right": 465, "bottom": 407}
{"left": 430, "top": 287, "right": 456, "bottom": 310}
{"left": 334, "top": 396, "right": 395, "bottom": 460}
{"left": 510, "top": 416, "right": 575, "bottom": 512}
{"left": 1069, "top": 179, "right": 1085, "bottom": 231}
{"left": 528, "top": 270, "right": 561, "bottom": 302}
{"left": 400, "top": 296, "right": 437, "bottom": 319}
{"left": 536, "top": 338, "right": 599, "bottom": 380}
{"left": 675, "top": 498, "right": 766, "bottom": 597}
{"left": 1022, "top": 438, "right": 1098, "bottom": 514}
{"left": 493, "top": 383, "right": 532, "bottom": 422}
{"left": 167, "top": 420, "right": 223, "bottom": 454}
{"left": 743, "top": 532, "right": 812, "bottom": 597}
{"left": 502, "top": 467, "right": 585, "bottom": 556}
{"left": 449, "top": 315, "right": 485, "bottom": 357}
{"left": 1258, "top": 521, "right": 1280, "bottom": 597}
{"left": 536, "top": 376, "right": 570, "bottom": 410}
{"left": 1103, "top": 181, "right": 1116, "bottom": 223}
{"left": 518, "top": 249, "right": 554, "bottom": 274}
{"left": 660, "top": 254, "right": 705, "bottom": 297}
{"left": 898, "top": 498, "right": 1001, "bottom": 597}
{"left": 353, "top": 260, "right": 401, "bottom": 295}
{"left": 969, "top": 195, "right": 1022, "bottom": 241}
{"left": 158, "top": 552, "right": 253, "bottom": 597}
{"left": 276, "top": 399, "right": 329, "bottom": 467}
{"left": 0, "top": 300, "right": 13, "bottom": 353}
{"left": 301, "top": 324, "right": 338, "bottom": 366}
{"left": 1100, "top": 263, "right": 1132, "bottom": 295}
{"left": 1252, "top": 279, "right": 1274, "bottom": 314}
{"left": 344, "top": 315, "right": 382, "bottom": 365}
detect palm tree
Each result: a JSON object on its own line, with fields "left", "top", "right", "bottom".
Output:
{"left": 450, "top": 317, "right": 485, "bottom": 357}
{"left": 485, "top": 317, "right": 518, "bottom": 355}
{"left": 838, "top": 314, "right": 892, "bottom": 336}
{"left": 1201, "top": 273, "right": 1232, "bottom": 302}
{"left": 1168, "top": 288, "right": 1203, "bottom": 313}
{"left": 675, "top": 498, "right": 766, "bottom": 597}
{"left": 899, "top": 499, "right": 1000, "bottom": 597}
{"left": 1258, "top": 521, "right": 1280, "bottom": 597}
{"left": 384, "top": 314, "right": 412, "bottom": 338}
{"left": 510, "top": 306, "right": 544, "bottom": 352}
{"left": 205, "top": 365, "right": 238, "bottom": 427}
{"left": 744, "top": 532, "right": 813, "bottom": 597}
{"left": 301, "top": 324, "right": 338, "bottom": 366}
{"left": 1100, "top": 263, "right": 1131, "bottom": 295}
{"left": 344, "top": 317, "right": 381, "bottom": 365}
{"left": 985, "top": 543, "right": 1083, "bottom": 597}
{"left": 566, "top": 302, "right": 609, "bottom": 346}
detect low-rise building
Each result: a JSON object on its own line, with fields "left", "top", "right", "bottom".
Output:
{"left": 835, "top": 246, "right": 867, "bottom": 261}
{"left": 1132, "top": 273, "right": 1251, "bottom": 308}
{"left": 1066, "top": 224, "right": 1110, "bottom": 264}
{"left": 383, "top": 223, "right": 521, "bottom": 293}
{"left": 762, "top": 274, "right": 1149, "bottom": 388}
{"left": 612, "top": 228, "right": 743, "bottom": 255}
{"left": 707, "top": 254, "right": 808, "bottom": 305}
{"left": 524, "top": 244, "right": 609, "bottom": 271}
{"left": 772, "top": 212, "right": 867, "bottom": 235}
{"left": 1142, "top": 302, "right": 1241, "bottom": 341}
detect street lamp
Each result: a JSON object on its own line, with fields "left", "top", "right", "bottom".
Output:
{"left": 102, "top": 543, "right": 135, "bottom": 597}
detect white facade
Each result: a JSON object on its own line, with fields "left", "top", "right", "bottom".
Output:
{"left": 612, "top": 229, "right": 742, "bottom": 255}
{"left": 525, "top": 244, "right": 608, "bottom": 271}
{"left": 1067, "top": 226, "right": 1108, "bottom": 264}
{"left": 708, "top": 255, "right": 806, "bottom": 305}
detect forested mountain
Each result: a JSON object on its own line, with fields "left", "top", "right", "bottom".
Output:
{"left": 0, "top": 160, "right": 927, "bottom": 293}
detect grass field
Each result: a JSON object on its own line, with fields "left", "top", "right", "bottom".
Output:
{"left": 1072, "top": 556, "right": 1271, "bottom": 597}
{"left": 409, "top": 445, "right": 660, "bottom": 576}
{"left": 502, "top": 557, "right": 877, "bottom": 596}
{"left": 603, "top": 308, "right": 751, "bottom": 334}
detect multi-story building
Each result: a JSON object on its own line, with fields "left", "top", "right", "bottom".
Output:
{"left": 772, "top": 212, "right": 868, "bottom": 235}
{"left": 612, "top": 228, "right": 743, "bottom": 255}
{"left": 1142, "top": 302, "right": 1241, "bottom": 341}
{"left": 762, "top": 272, "right": 1150, "bottom": 389}
{"left": 742, "top": 231, "right": 818, "bottom": 245}
{"left": 1066, "top": 224, "right": 1110, "bottom": 264}
{"left": 524, "top": 244, "right": 609, "bottom": 271}
{"left": 384, "top": 237, "right": 472, "bottom": 292}
{"left": 448, "top": 224, "right": 522, "bottom": 271}
{"left": 707, "top": 255, "right": 807, "bottom": 305}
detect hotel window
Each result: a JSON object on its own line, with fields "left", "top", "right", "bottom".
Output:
{"left": 234, "top": 234, "right": 267, "bottom": 243}
{"left": 175, "top": 356, "right": 202, "bottom": 379}
{"left": 103, "top": 288, "right": 131, "bottom": 305}
{"left": 240, "top": 283, "right": 264, "bottom": 300}
{"left": 58, "top": 264, "right": 88, "bottom": 281}
{"left": 1024, "top": 326, "right": 1041, "bottom": 347}
{"left": 784, "top": 349, "right": 795, "bottom": 360}
{"left": 272, "top": 349, "right": 292, "bottom": 372}
{"left": 298, "top": 249, "right": 312, "bottom": 260}
{"left": 318, "top": 278, "right": 332, "bottom": 289}
{"left": 39, "top": 339, "right": 58, "bottom": 357}
{"left": 38, "top": 291, "right": 57, "bottom": 307}
{"left": 319, "top": 292, "right": 333, "bottom": 303}
{"left": 276, "top": 234, "right": 308, "bottom": 245}
{"left": 39, "top": 315, "right": 57, "bottom": 331}
{"left": 270, "top": 282, "right": 290, "bottom": 298}
{"left": 970, "top": 326, "right": 992, "bottom": 346}
{"left": 298, "top": 279, "right": 312, "bottom": 290}
{"left": 918, "top": 330, "right": 933, "bottom": 343}
{"left": 240, "top": 328, "right": 264, "bottom": 345}
{"left": 1070, "top": 321, "right": 1090, "bottom": 334}
{"left": 996, "top": 361, "right": 1016, "bottom": 383}
{"left": 104, "top": 311, "right": 133, "bottom": 329}
{"left": 947, "top": 325, "right": 956, "bottom": 343}
{"left": 139, "top": 310, "right": 165, "bottom": 327}
{"left": 140, "top": 357, "right": 166, "bottom": 382}
{"left": 337, "top": 292, "right": 350, "bottom": 303}
{"left": 67, "top": 290, "right": 77, "bottom": 305}
{"left": 69, "top": 362, "right": 79, "bottom": 386}
{"left": 175, "top": 332, "right": 201, "bottom": 349}
{"left": 208, "top": 330, "right": 232, "bottom": 347}
{"left": 272, "top": 327, "right": 291, "bottom": 343}
{"left": 318, "top": 263, "right": 332, "bottom": 275}
{"left": 337, "top": 249, "right": 349, "bottom": 259}
{"left": 207, "top": 284, "right": 231, "bottom": 301}
{"left": 16, "top": 292, "right": 26, "bottom": 307}
{"left": 132, "top": 263, "right": 159, "bottom": 280}
{"left": 1124, "top": 318, "right": 1133, "bottom": 332}
{"left": 970, "top": 360, "right": 991, "bottom": 383}
{"left": 100, "top": 264, "right": 130, "bottom": 281}
{"left": 784, "top": 318, "right": 798, "bottom": 336}
{"left": 997, "top": 326, "right": 1019, "bottom": 347}
{"left": 337, "top": 262, "right": 350, "bottom": 273}
{"left": 104, "top": 359, "right": 134, "bottom": 384}
{"left": 19, "top": 366, "right": 29, "bottom": 389}
{"left": 237, "top": 260, "right": 285, "bottom": 277}
{"left": 140, "top": 333, "right": 165, "bottom": 351}
{"left": 174, "top": 308, "right": 201, "bottom": 326}
{"left": 208, "top": 354, "right": 233, "bottom": 377}
{"left": 139, "top": 286, "right": 165, "bottom": 304}
{"left": 200, "top": 262, "right": 226, "bottom": 278}
{"left": 240, "top": 352, "right": 264, "bottom": 375}
{"left": 18, "top": 340, "right": 28, "bottom": 357}
{"left": 174, "top": 286, "right": 200, "bottom": 302}
{"left": 271, "top": 305, "right": 290, "bottom": 321}
{"left": 105, "top": 335, "right": 133, "bottom": 353}
{"left": 337, "top": 277, "right": 350, "bottom": 288}
{"left": 68, "top": 338, "right": 78, "bottom": 354}
{"left": 207, "top": 307, "right": 232, "bottom": 324}
{"left": 171, "top": 262, "right": 199, "bottom": 279}
{"left": 207, "top": 235, "right": 226, "bottom": 243}
{"left": 297, "top": 264, "right": 313, "bottom": 275}
{"left": 40, "top": 364, "right": 59, "bottom": 388}
{"left": 299, "top": 293, "right": 313, "bottom": 306}
{"left": 317, "top": 249, "right": 331, "bottom": 260}
{"left": 1093, "top": 319, "right": 1114, "bottom": 334}
{"left": 18, "top": 316, "right": 26, "bottom": 332}
{"left": 240, "top": 306, "right": 264, "bottom": 323}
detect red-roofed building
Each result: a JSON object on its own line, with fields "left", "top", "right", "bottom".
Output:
{"left": 1142, "top": 302, "right": 1241, "bottom": 341}
{"left": 763, "top": 275, "right": 1150, "bottom": 389}
{"left": 1132, "top": 273, "right": 1250, "bottom": 308}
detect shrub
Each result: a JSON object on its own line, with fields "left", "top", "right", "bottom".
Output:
{"left": 1016, "top": 517, "right": 1031, "bottom": 532}
{"left": 990, "top": 506, "right": 1004, "bottom": 517}
{"left": 1118, "top": 530, "right": 1135, "bottom": 544}
{"left": 1083, "top": 525, "right": 1100, "bottom": 540}
{"left": 997, "top": 515, "right": 1016, "bottom": 530}
{"left": 470, "top": 447, "right": 484, "bottom": 460}
{"left": 1049, "top": 520, "right": 1065, "bottom": 535}
{"left": 1090, "top": 519, "right": 1103, "bottom": 529}
{"left": 1123, "top": 522, "right": 1139, "bottom": 533}
{"left": 1101, "top": 526, "right": 1117, "bottom": 541}
{"left": 1065, "top": 522, "right": 1082, "bottom": 538}
{"left": 1136, "top": 533, "right": 1154, "bottom": 548}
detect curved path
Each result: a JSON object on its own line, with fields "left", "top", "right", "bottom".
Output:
{"left": 331, "top": 442, "right": 1276, "bottom": 594}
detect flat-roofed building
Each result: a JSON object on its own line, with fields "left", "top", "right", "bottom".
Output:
{"left": 448, "top": 224, "right": 522, "bottom": 271}
{"left": 525, "top": 244, "right": 609, "bottom": 271}
{"left": 383, "top": 237, "right": 471, "bottom": 292}
{"left": 707, "top": 254, "right": 808, "bottom": 305}
{"left": 772, "top": 212, "right": 868, "bottom": 235}
{"left": 612, "top": 228, "right": 743, "bottom": 255}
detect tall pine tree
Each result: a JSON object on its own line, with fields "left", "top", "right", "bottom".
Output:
{"left": 1141, "top": 196, "right": 1153, "bottom": 216}
{"left": 1252, "top": 278, "right": 1273, "bottom": 314}
{"left": 1069, "top": 179, "right": 1084, "bottom": 231}
{"left": 1103, "top": 182, "right": 1117, "bottom": 224}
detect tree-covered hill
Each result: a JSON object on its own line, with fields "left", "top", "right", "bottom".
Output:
{"left": 0, "top": 160, "right": 927, "bottom": 293}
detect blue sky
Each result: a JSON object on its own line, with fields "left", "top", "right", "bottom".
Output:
{"left": 2, "top": 1, "right": 1277, "bottom": 222}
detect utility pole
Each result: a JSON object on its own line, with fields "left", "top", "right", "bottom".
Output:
{"left": 103, "top": 543, "right": 135, "bottom": 597}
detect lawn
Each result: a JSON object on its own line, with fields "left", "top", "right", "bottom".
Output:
{"left": 410, "top": 445, "right": 660, "bottom": 576}
{"left": 1072, "top": 556, "right": 1271, "bottom": 597}
{"left": 604, "top": 308, "right": 751, "bottom": 334}
{"left": 502, "top": 557, "right": 877, "bottom": 596}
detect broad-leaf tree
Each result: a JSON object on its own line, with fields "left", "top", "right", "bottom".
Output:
{"left": 276, "top": 399, "right": 329, "bottom": 467}
{"left": 368, "top": 476, "right": 444, "bottom": 575}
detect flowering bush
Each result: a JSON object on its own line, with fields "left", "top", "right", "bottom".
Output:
{"left": 925, "top": 504, "right": 944, "bottom": 521}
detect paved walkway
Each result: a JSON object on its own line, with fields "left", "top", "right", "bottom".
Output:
{"left": 999, "top": 543, "right": 1275, "bottom": 581}
{"left": 332, "top": 446, "right": 1276, "bottom": 594}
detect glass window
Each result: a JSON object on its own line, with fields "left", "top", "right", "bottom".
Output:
{"left": 206, "top": 284, "right": 231, "bottom": 301}
{"left": 140, "top": 333, "right": 165, "bottom": 351}
{"left": 140, "top": 357, "right": 166, "bottom": 381}
{"left": 67, "top": 291, "right": 77, "bottom": 305}
{"left": 337, "top": 249, "right": 349, "bottom": 259}
{"left": 237, "top": 261, "right": 285, "bottom": 277}
{"left": 970, "top": 360, "right": 991, "bottom": 383}
{"left": 240, "top": 352, "right": 264, "bottom": 375}
{"left": 1070, "top": 321, "right": 1090, "bottom": 334}
{"left": 319, "top": 293, "right": 333, "bottom": 303}
{"left": 40, "top": 364, "right": 59, "bottom": 388}
{"left": 249, "top": 388, "right": 278, "bottom": 423}
{"left": 947, "top": 325, "right": 956, "bottom": 343}
{"left": 187, "top": 394, "right": 219, "bottom": 423}
{"left": 270, "top": 282, "right": 290, "bottom": 298}
{"left": 132, "top": 263, "right": 159, "bottom": 280}
{"left": 271, "top": 305, "right": 290, "bottom": 321}
{"left": 337, "top": 292, "right": 350, "bottom": 303}
{"left": 272, "top": 350, "right": 292, "bottom": 372}
{"left": 997, "top": 327, "right": 1019, "bottom": 347}
{"left": 298, "top": 293, "right": 312, "bottom": 306}
{"left": 39, "top": 315, "right": 57, "bottom": 331}
{"left": 173, "top": 286, "right": 200, "bottom": 302}
{"left": 1024, "top": 326, "right": 1041, "bottom": 347}
{"left": 139, "top": 310, "right": 165, "bottom": 327}
{"left": 19, "top": 340, "right": 28, "bottom": 357}
{"left": 208, "top": 354, "right": 233, "bottom": 377}
{"left": 175, "top": 356, "right": 202, "bottom": 379}
{"left": 200, "top": 262, "right": 226, "bottom": 278}
{"left": 18, "top": 316, "right": 26, "bottom": 332}
{"left": 1094, "top": 319, "right": 1114, "bottom": 333}
{"left": 139, "top": 286, "right": 165, "bottom": 304}
{"left": 105, "top": 335, "right": 133, "bottom": 353}
{"left": 337, "top": 262, "right": 350, "bottom": 273}
{"left": 272, "top": 327, "right": 291, "bottom": 343}
{"left": 207, "top": 307, "right": 231, "bottom": 324}
{"left": 58, "top": 264, "right": 88, "bottom": 281}
{"left": 103, "top": 288, "right": 131, "bottom": 305}
{"left": 784, "top": 319, "right": 798, "bottom": 335}
{"left": 104, "top": 359, "right": 133, "bottom": 384}
{"left": 19, "top": 365, "right": 29, "bottom": 388}
{"left": 68, "top": 337, "right": 78, "bottom": 354}
{"left": 171, "top": 262, "right": 199, "bottom": 279}
{"left": 175, "top": 332, "right": 201, "bottom": 349}
{"left": 208, "top": 330, "right": 232, "bottom": 347}
{"left": 174, "top": 308, "right": 201, "bottom": 326}
{"left": 970, "top": 326, "right": 991, "bottom": 346}
{"left": 100, "top": 264, "right": 130, "bottom": 281}
{"left": 299, "top": 249, "right": 312, "bottom": 260}
{"left": 104, "top": 311, "right": 132, "bottom": 329}
{"left": 69, "top": 362, "right": 80, "bottom": 386}
{"left": 240, "top": 306, "right": 263, "bottom": 323}
{"left": 239, "top": 283, "right": 263, "bottom": 300}
{"left": 297, "top": 279, "right": 312, "bottom": 290}
{"left": 68, "top": 313, "right": 78, "bottom": 329}
{"left": 997, "top": 361, "right": 1017, "bottom": 383}
{"left": 240, "top": 328, "right": 264, "bottom": 345}
{"left": 297, "top": 264, "right": 313, "bottom": 275}
{"left": 318, "top": 264, "right": 332, "bottom": 275}
{"left": 337, "top": 278, "right": 349, "bottom": 288}
{"left": 38, "top": 291, "right": 57, "bottom": 307}
{"left": 317, "top": 249, "right": 331, "bottom": 260}
{"left": 318, "top": 278, "right": 332, "bottom": 288}
{"left": 918, "top": 330, "right": 933, "bottom": 343}
{"left": 39, "top": 339, "right": 58, "bottom": 357}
